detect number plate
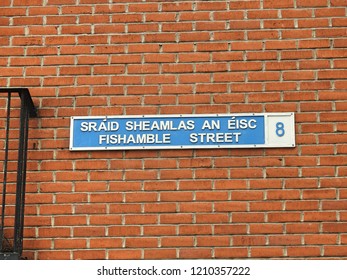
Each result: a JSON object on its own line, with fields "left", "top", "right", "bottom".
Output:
{"left": 266, "top": 113, "right": 295, "bottom": 147}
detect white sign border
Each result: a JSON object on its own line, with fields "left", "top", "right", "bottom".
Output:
{"left": 69, "top": 113, "right": 295, "bottom": 151}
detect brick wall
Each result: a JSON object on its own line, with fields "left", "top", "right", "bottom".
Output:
{"left": 1, "top": 0, "right": 347, "bottom": 259}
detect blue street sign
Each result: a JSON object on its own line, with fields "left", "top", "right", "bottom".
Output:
{"left": 69, "top": 113, "right": 295, "bottom": 150}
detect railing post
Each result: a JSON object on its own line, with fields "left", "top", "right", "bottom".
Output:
{"left": 0, "top": 92, "right": 11, "bottom": 253}
{"left": 0, "top": 88, "right": 37, "bottom": 260}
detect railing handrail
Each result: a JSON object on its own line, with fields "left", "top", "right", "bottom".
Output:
{"left": 0, "top": 88, "right": 37, "bottom": 118}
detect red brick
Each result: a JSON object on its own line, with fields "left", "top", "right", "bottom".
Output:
{"left": 214, "top": 72, "right": 245, "bottom": 82}
{"left": 162, "top": 2, "right": 192, "bottom": 11}
{"left": 162, "top": 22, "right": 192, "bottom": 32}
{"left": 324, "top": 246, "right": 347, "bottom": 257}
{"left": 233, "top": 213, "right": 265, "bottom": 223}
{"left": 145, "top": 33, "right": 176, "bottom": 43}
{"left": 264, "top": 0, "right": 294, "bottom": 8}
{"left": 142, "top": 225, "right": 174, "bottom": 236}
{"left": 180, "top": 248, "right": 212, "bottom": 259}
{"left": 179, "top": 225, "right": 212, "bottom": 235}
{"left": 248, "top": 71, "right": 280, "bottom": 81}
{"left": 265, "top": 19, "right": 295, "bottom": 29}
{"left": 251, "top": 247, "right": 284, "bottom": 258}
{"left": 269, "top": 235, "right": 301, "bottom": 246}
{"left": 300, "top": 19, "right": 330, "bottom": 28}
{"left": 334, "top": 38, "right": 347, "bottom": 48}
{"left": 125, "top": 214, "right": 157, "bottom": 225}
{"left": 144, "top": 203, "right": 177, "bottom": 213}
{"left": 230, "top": 1, "right": 260, "bottom": 9}
{"left": 196, "top": 21, "right": 226, "bottom": 31}
{"left": 233, "top": 236, "right": 266, "bottom": 246}
{"left": 316, "top": 28, "right": 346, "bottom": 38}
{"left": 281, "top": 8, "right": 311, "bottom": 18}
{"left": 89, "top": 238, "right": 122, "bottom": 249}
{"left": 128, "top": 3, "right": 158, "bottom": 12}
{"left": 38, "top": 227, "right": 70, "bottom": 238}
{"left": 144, "top": 249, "right": 176, "bottom": 259}
{"left": 144, "top": 12, "right": 175, "bottom": 22}
{"left": 126, "top": 237, "right": 158, "bottom": 248}
{"left": 108, "top": 226, "right": 141, "bottom": 237}
{"left": 108, "top": 250, "right": 142, "bottom": 260}
{"left": 286, "top": 223, "right": 319, "bottom": 233}
{"left": 305, "top": 234, "right": 338, "bottom": 245}
{"left": 248, "top": 10, "right": 279, "bottom": 19}
{"left": 215, "top": 248, "right": 248, "bottom": 258}
{"left": 161, "top": 236, "right": 193, "bottom": 247}
{"left": 268, "top": 212, "right": 301, "bottom": 222}
{"left": 38, "top": 251, "right": 70, "bottom": 260}
{"left": 248, "top": 30, "right": 279, "bottom": 40}
{"left": 160, "top": 214, "right": 193, "bottom": 224}
{"left": 214, "top": 11, "right": 244, "bottom": 20}
{"left": 287, "top": 246, "right": 321, "bottom": 257}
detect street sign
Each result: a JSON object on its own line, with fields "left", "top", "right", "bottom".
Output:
{"left": 69, "top": 113, "right": 295, "bottom": 151}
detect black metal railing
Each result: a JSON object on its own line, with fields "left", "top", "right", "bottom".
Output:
{"left": 0, "top": 88, "right": 37, "bottom": 260}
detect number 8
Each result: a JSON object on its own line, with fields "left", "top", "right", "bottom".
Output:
{"left": 276, "top": 122, "right": 285, "bottom": 137}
